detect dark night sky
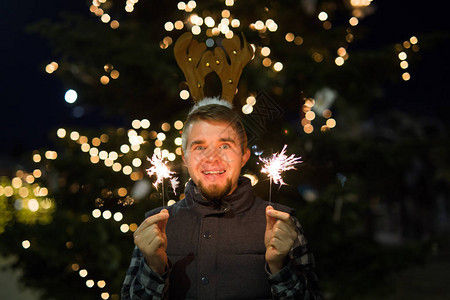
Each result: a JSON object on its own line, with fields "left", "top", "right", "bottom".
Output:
{"left": 1, "top": 0, "right": 130, "bottom": 164}
{"left": 1, "top": 1, "right": 90, "bottom": 161}
{"left": 1, "top": 0, "right": 449, "bottom": 164}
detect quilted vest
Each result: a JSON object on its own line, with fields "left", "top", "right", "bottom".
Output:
{"left": 146, "top": 176, "right": 293, "bottom": 300}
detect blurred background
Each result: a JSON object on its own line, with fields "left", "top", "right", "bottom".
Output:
{"left": 1, "top": 0, "right": 449, "bottom": 299}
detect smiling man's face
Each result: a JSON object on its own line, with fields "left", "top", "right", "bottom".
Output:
{"left": 183, "top": 120, "right": 250, "bottom": 201}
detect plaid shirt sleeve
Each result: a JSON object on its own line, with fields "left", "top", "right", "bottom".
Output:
{"left": 121, "top": 246, "right": 170, "bottom": 300}
{"left": 267, "top": 215, "right": 322, "bottom": 300}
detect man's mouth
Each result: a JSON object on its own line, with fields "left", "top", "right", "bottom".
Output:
{"left": 202, "top": 170, "right": 226, "bottom": 175}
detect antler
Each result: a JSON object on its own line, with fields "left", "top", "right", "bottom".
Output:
{"left": 174, "top": 32, "right": 254, "bottom": 103}
{"left": 174, "top": 32, "right": 212, "bottom": 102}
{"left": 209, "top": 34, "right": 253, "bottom": 103}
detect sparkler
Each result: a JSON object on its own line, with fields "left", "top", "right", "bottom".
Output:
{"left": 259, "top": 145, "right": 302, "bottom": 204}
{"left": 146, "top": 154, "right": 179, "bottom": 207}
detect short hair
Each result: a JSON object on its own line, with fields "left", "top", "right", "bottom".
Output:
{"left": 182, "top": 97, "right": 248, "bottom": 154}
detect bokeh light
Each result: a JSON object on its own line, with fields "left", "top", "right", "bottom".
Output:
{"left": 64, "top": 89, "right": 78, "bottom": 104}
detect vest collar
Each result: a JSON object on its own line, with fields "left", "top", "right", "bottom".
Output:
{"left": 184, "top": 176, "right": 255, "bottom": 216}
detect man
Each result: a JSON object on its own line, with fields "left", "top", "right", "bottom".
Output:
{"left": 122, "top": 98, "right": 321, "bottom": 299}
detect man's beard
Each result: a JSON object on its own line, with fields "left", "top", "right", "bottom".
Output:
{"left": 197, "top": 178, "right": 233, "bottom": 209}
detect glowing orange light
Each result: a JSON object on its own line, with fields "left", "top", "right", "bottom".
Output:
{"left": 110, "top": 70, "right": 120, "bottom": 79}
{"left": 174, "top": 120, "right": 183, "bottom": 130}
{"left": 33, "top": 169, "right": 42, "bottom": 178}
{"left": 322, "top": 109, "right": 332, "bottom": 118}
{"left": 25, "top": 175, "right": 35, "bottom": 184}
{"left": 100, "top": 134, "right": 109, "bottom": 143}
{"left": 18, "top": 187, "right": 28, "bottom": 197}
{"left": 337, "top": 47, "right": 347, "bottom": 57}
{"left": 312, "top": 52, "right": 324, "bottom": 63}
{"left": 174, "top": 20, "right": 184, "bottom": 30}
{"left": 262, "top": 58, "right": 272, "bottom": 67}
{"left": 100, "top": 76, "right": 110, "bottom": 85}
{"left": 102, "top": 63, "right": 111, "bottom": 72}
{"left": 97, "top": 280, "right": 106, "bottom": 289}
{"left": 400, "top": 61, "right": 409, "bottom": 69}
{"left": 305, "top": 111, "right": 316, "bottom": 121}
{"left": 285, "top": 33, "right": 295, "bottom": 42}
{"left": 304, "top": 124, "right": 314, "bottom": 134}
{"left": 260, "top": 47, "right": 270, "bottom": 57}
{"left": 110, "top": 20, "right": 120, "bottom": 29}
{"left": 346, "top": 33, "right": 354, "bottom": 43}
{"left": 402, "top": 72, "right": 411, "bottom": 81}
{"left": 95, "top": 8, "right": 104, "bottom": 16}
{"left": 221, "top": 9, "right": 230, "bottom": 18}
{"left": 118, "top": 187, "right": 127, "bottom": 197}
{"left": 305, "top": 99, "right": 315, "bottom": 107}
{"left": 71, "top": 263, "right": 80, "bottom": 271}
{"left": 326, "top": 118, "right": 336, "bottom": 128}
{"left": 294, "top": 36, "right": 303, "bottom": 45}
{"left": 161, "top": 122, "right": 171, "bottom": 132}
{"left": 33, "top": 153, "right": 41, "bottom": 162}
{"left": 90, "top": 156, "right": 100, "bottom": 164}
{"left": 323, "top": 21, "right": 332, "bottom": 30}
{"left": 349, "top": 17, "right": 359, "bottom": 26}
{"left": 129, "top": 223, "right": 138, "bottom": 232}
{"left": 130, "top": 171, "right": 142, "bottom": 181}
{"left": 92, "top": 137, "right": 101, "bottom": 146}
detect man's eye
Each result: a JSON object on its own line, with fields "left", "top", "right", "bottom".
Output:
{"left": 220, "top": 144, "right": 230, "bottom": 149}
{"left": 194, "top": 146, "right": 205, "bottom": 150}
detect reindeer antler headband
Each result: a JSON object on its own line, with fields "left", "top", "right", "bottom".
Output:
{"left": 174, "top": 32, "right": 254, "bottom": 103}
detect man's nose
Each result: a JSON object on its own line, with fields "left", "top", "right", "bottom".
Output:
{"left": 205, "top": 147, "right": 220, "bottom": 161}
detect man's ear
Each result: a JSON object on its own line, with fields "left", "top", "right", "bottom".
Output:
{"left": 241, "top": 148, "right": 251, "bottom": 167}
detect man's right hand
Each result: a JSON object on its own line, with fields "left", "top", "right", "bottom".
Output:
{"left": 133, "top": 209, "right": 169, "bottom": 274}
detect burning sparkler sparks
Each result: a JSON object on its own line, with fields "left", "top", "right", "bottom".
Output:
{"left": 259, "top": 145, "right": 302, "bottom": 204}
{"left": 146, "top": 154, "right": 179, "bottom": 206}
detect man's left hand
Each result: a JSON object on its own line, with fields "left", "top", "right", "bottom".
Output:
{"left": 264, "top": 205, "right": 298, "bottom": 274}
